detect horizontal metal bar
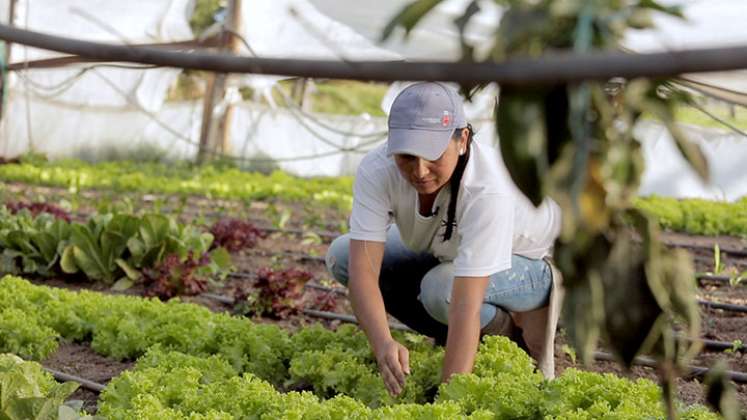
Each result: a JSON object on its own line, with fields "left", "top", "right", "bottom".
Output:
{"left": 2, "top": 24, "right": 747, "bottom": 86}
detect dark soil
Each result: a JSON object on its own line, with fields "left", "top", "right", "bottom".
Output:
{"left": 42, "top": 342, "right": 133, "bottom": 414}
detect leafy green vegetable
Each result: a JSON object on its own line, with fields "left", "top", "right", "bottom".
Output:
{"left": 0, "top": 276, "right": 726, "bottom": 419}
{"left": 0, "top": 158, "right": 354, "bottom": 210}
{"left": 0, "top": 309, "right": 59, "bottom": 361}
{"left": 0, "top": 354, "right": 84, "bottom": 420}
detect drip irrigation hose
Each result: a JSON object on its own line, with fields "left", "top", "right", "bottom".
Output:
{"left": 699, "top": 299, "right": 747, "bottom": 314}
{"left": 593, "top": 352, "right": 747, "bottom": 384}
{"left": 44, "top": 367, "right": 106, "bottom": 393}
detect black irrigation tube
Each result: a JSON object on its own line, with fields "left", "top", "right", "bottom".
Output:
{"left": 233, "top": 251, "right": 327, "bottom": 264}
{"left": 229, "top": 262, "right": 747, "bottom": 314}
{"left": 210, "top": 280, "right": 747, "bottom": 355}
{"left": 696, "top": 274, "right": 736, "bottom": 285}
{"left": 302, "top": 309, "right": 413, "bottom": 332}
{"left": 666, "top": 242, "right": 747, "bottom": 258}
{"left": 592, "top": 352, "right": 747, "bottom": 384}
{"left": 44, "top": 367, "right": 106, "bottom": 393}
{"left": 198, "top": 290, "right": 410, "bottom": 331}
{"left": 293, "top": 308, "right": 747, "bottom": 384}
{"left": 696, "top": 338, "right": 746, "bottom": 354}
{"left": 698, "top": 299, "right": 747, "bottom": 314}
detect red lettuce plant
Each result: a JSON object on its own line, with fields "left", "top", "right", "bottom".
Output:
{"left": 209, "top": 218, "right": 266, "bottom": 252}
{"left": 305, "top": 289, "right": 338, "bottom": 312}
{"left": 5, "top": 201, "right": 72, "bottom": 222}
{"left": 142, "top": 252, "right": 211, "bottom": 300}
{"left": 236, "top": 267, "right": 313, "bottom": 319}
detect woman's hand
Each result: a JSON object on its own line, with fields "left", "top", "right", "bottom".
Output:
{"left": 373, "top": 338, "right": 410, "bottom": 396}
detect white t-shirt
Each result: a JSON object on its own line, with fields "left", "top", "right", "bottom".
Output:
{"left": 349, "top": 140, "right": 562, "bottom": 278}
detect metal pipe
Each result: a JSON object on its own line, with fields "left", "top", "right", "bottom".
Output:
{"left": 2, "top": 24, "right": 747, "bottom": 86}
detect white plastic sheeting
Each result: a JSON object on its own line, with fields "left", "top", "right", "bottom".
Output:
{"left": 0, "top": 0, "right": 744, "bottom": 202}
{"left": 3, "top": 87, "right": 744, "bottom": 201}
{"left": 636, "top": 121, "right": 747, "bottom": 201}
{"left": 236, "top": 0, "right": 401, "bottom": 98}
{"left": 0, "top": 0, "right": 192, "bottom": 111}
{"left": 0, "top": 90, "right": 387, "bottom": 177}
{"left": 307, "top": 0, "right": 502, "bottom": 61}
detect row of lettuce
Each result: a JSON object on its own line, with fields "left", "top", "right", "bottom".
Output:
{"left": 1, "top": 157, "right": 745, "bottom": 237}
{"left": 0, "top": 206, "right": 233, "bottom": 298}
{"left": 0, "top": 158, "right": 354, "bottom": 210}
{"left": 0, "top": 276, "right": 720, "bottom": 419}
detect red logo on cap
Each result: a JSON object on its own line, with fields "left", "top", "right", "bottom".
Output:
{"left": 442, "top": 111, "right": 450, "bottom": 127}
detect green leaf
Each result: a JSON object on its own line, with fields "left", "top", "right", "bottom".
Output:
{"left": 57, "top": 405, "right": 81, "bottom": 420}
{"left": 115, "top": 258, "right": 140, "bottom": 281}
{"left": 29, "top": 232, "right": 58, "bottom": 267}
{"left": 6, "top": 231, "right": 39, "bottom": 256}
{"left": 67, "top": 225, "right": 111, "bottom": 282}
{"left": 637, "top": 0, "right": 684, "bottom": 18}
{"left": 211, "top": 247, "right": 232, "bottom": 269}
{"left": 126, "top": 237, "right": 146, "bottom": 265}
{"left": 60, "top": 246, "right": 79, "bottom": 274}
{"left": 72, "top": 245, "right": 108, "bottom": 282}
{"left": 381, "top": 0, "right": 443, "bottom": 41}
{"left": 139, "top": 215, "right": 169, "bottom": 248}
{"left": 111, "top": 277, "right": 134, "bottom": 292}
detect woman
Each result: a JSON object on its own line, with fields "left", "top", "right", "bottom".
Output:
{"left": 325, "top": 82, "right": 563, "bottom": 396}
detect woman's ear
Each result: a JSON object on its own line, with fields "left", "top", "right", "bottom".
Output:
{"left": 460, "top": 128, "right": 470, "bottom": 149}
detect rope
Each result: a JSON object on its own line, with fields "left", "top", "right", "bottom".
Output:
{"left": 274, "top": 83, "right": 388, "bottom": 139}
{"left": 92, "top": 69, "right": 378, "bottom": 163}
{"left": 226, "top": 27, "right": 388, "bottom": 141}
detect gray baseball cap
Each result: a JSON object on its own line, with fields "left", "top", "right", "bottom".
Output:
{"left": 386, "top": 82, "right": 467, "bottom": 161}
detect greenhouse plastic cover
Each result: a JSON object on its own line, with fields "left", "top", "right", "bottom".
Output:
{"left": 0, "top": 0, "right": 193, "bottom": 111}
{"left": 0, "top": 0, "right": 745, "bottom": 201}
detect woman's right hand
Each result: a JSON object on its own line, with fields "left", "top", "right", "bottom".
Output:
{"left": 373, "top": 338, "right": 410, "bottom": 396}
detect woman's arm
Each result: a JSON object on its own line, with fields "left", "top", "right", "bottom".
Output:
{"left": 348, "top": 239, "right": 410, "bottom": 396}
{"left": 441, "top": 276, "right": 489, "bottom": 382}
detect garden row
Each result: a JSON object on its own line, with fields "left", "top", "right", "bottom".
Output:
{"left": 1, "top": 157, "right": 745, "bottom": 237}
{"left": 0, "top": 156, "right": 353, "bottom": 210}
{"left": 0, "top": 204, "right": 268, "bottom": 298}
{"left": 0, "top": 276, "right": 721, "bottom": 419}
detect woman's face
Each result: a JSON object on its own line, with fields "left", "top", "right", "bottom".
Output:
{"left": 394, "top": 129, "right": 468, "bottom": 196}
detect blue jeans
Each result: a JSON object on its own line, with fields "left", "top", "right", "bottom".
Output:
{"left": 326, "top": 226, "right": 552, "bottom": 330}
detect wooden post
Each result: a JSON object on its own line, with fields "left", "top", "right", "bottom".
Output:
{"left": 216, "top": 0, "right": 242, "bottom": 156}
{"left": 0, "top": 0, "right": 18, "bottom": 123}
{"left": 196, "top": 0, "right": 242, "bottom": 164}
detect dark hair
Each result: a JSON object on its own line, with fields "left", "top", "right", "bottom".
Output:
{"left": 441, "top": 123, "right": 474, "bottom": 242}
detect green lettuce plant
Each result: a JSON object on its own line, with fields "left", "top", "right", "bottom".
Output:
{"left": 0, "top": 354, "right": 91, "bottom": 420}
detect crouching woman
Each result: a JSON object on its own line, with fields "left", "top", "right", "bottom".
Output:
{"left": 326, "top": 82, "right": 563, "bottom": 395}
